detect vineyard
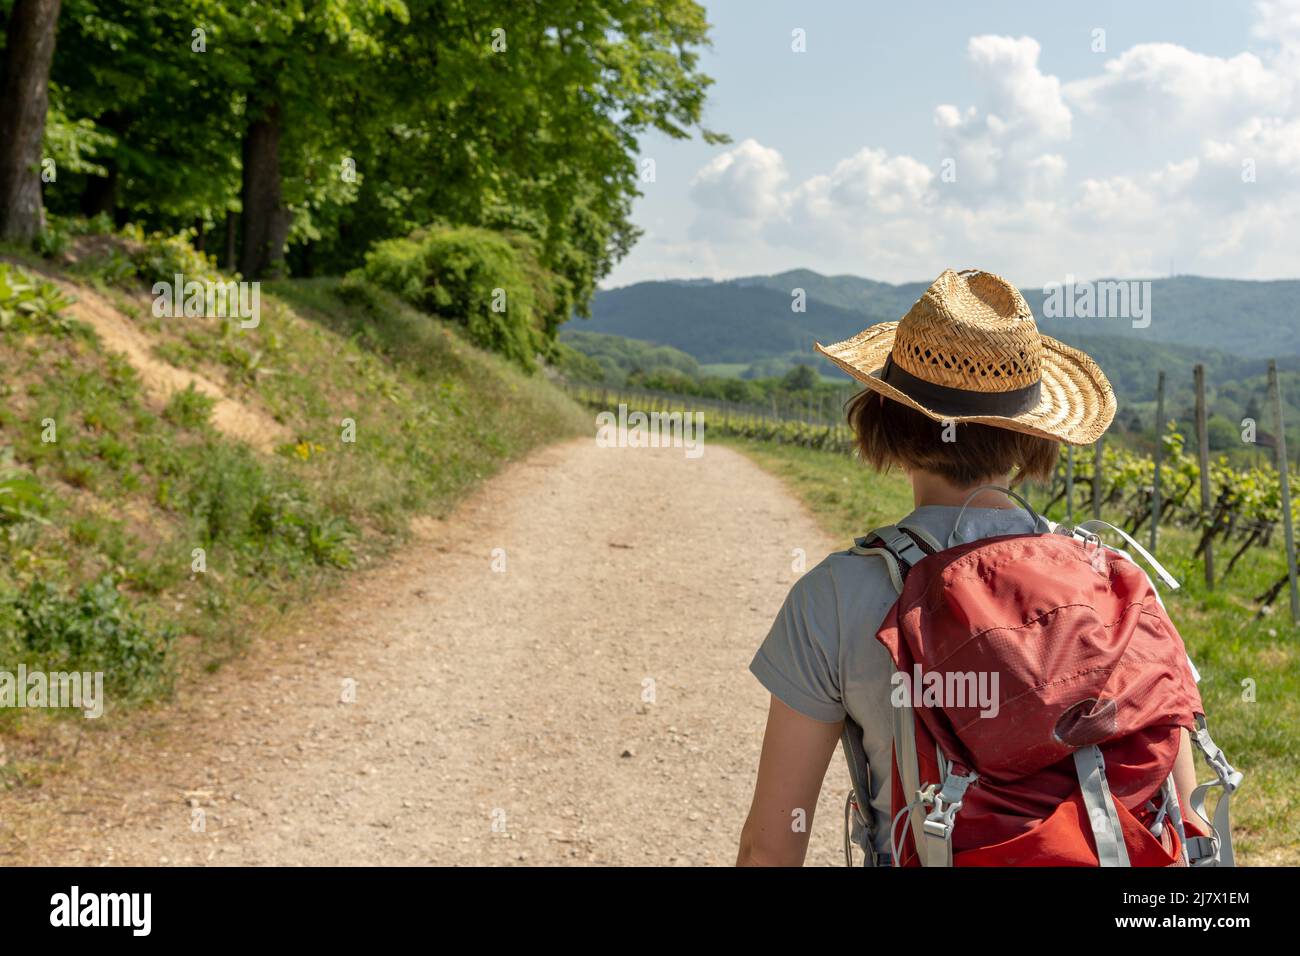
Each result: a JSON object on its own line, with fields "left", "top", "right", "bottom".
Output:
{"left": 564, "top": 380, "right": 1300, "bottom": 614}
{"left": 1048, "top": 431, "right": 1292, "bottom": 604}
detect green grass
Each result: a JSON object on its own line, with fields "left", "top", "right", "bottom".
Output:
{"left": 720, "top": 435, "right": 1300, "bottom": 865}
{"left": 1, "top": 261, "right": 587, "bottom": 728}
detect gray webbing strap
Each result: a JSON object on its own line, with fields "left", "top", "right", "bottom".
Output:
{"left": 899, "top": 521, "right": 944, "bottom": 554}
{"left": 840, "top": 716, "right": 877, "bottom": 867}
{"left": 1073, "top": 745, "right": 1132, "bottom": 867}
{"left": 921, "top": 770, "right": 977, "bottom": 867}
{"left": 1189, "top": 716, "right": 1243, "bottom": 867}
{"left": 1160, "top": 774, "right": 1190, "bottom": 866}
{"left": 890, "top": 666, "right": 926, "bottom": 862}
{"left": 850, "top": 543, "right": 905, "bottom": 594}
{"left": 852, "top": 529, "right": 918, "bottom": 863}
{"left": 1184, "top": 834, "right": 1218, "bottom": 865}
{"left": 872, "top": 524, "right": 930, "bottom": 570}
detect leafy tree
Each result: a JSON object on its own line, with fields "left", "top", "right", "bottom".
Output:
{"left": 1207, "top": 414, "right": 1239, "bottom": 451}
{"left": 44, "top": 0, "right": 244, "bottom": 231}
{"left": 312, "top": 0, "right": 723, "bottom": 305}
{"left": 782, "top": 364, "right": 818, "bottom": 392}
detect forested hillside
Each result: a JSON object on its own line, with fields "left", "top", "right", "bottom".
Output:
{"left": 0, "top": 0, "right": 723, "bottom": 705}
{"left": 584, "top": 271, "right": 1300, "bottom": 365}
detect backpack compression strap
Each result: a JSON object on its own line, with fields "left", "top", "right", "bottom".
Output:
{"left": 1073, "top": 745, "right": 1132, "bottom": 866}
{"left": 1187, "top": 715, "right": 1244, "bottom": 866}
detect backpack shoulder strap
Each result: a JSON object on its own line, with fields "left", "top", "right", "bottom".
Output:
{"left": 840, "top": 715, "right": 877, "bottom": 866}
{"left": 850, "top": 524, "right": 936, "bottom": 593}
{"left": 850, "top": 524, "right": 939, "bottom": 865}
{"left": 898, "top": 521, "right": 944, "bottom": 555}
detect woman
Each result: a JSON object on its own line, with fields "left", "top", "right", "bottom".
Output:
{"left": 736, "top": 268, "right": 1207, "bottom": 867}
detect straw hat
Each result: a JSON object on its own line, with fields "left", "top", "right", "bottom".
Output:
{"left": 815, "top": 268, "right": 1115, "bottom": 445}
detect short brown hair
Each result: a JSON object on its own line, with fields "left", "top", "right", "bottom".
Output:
{"left": 847, "top": 390, "right": 1059, "bottom": 486}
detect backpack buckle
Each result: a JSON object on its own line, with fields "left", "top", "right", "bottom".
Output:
{"left": 1195, "top": 719, "right": 1243, "bottom": 793}
{"left": 918, "top": 771, "right": 978, "bottom": 867}
{"left": 920, "top": 772, "right": 977, "bottom": 837}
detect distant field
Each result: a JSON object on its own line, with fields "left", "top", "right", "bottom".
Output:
{"left": 699, "top": 363, "right": 748, "bottom": 378}
{"left": 700, "top": 361, "right": 848, "bottom": 386}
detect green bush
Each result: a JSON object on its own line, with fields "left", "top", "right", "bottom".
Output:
{"left": 551, "top": 341, "right": 606, "bottom": 382}
{"left": 181, "top": 442, "right": 354, "bottom": 570}
{"left": 119, "top": 224, "right": 222, "bottom": 286}
{"left": 162, "top": 384, "right": 216, "bottom": 430}
{"left": 0, "top": 263, "right": 76, "bottom": 333}
{"left": 0, "top": 472, "right": 49, "bottom": 525}
{"left": 66, "top": 213, "right": 116, "bottom": 237}
{"left": 77, "top": 247, "right": 138, "bottom": 286}
{"left": 4, "top": 576, "right": 174, "bottom": 698}
{"left": 360, "top": 225, "right": 565, "bottom": 370}
{"left": 35, "top": 217, "right": 72, "bottom": 258}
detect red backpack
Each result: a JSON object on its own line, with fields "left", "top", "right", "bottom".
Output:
{"left": 841, "top": 489, "right": 1243, "bottom": 868}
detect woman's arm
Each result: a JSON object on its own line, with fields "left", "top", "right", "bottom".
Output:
{"left": 736, "top": 696, "right": 844, "bottom": 866}
{"left": 1173, "top": 726, "right": 1208, "bottom": 830}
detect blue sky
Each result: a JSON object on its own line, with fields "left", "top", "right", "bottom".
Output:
{"left": 605, "top": 0, "right": 1300, "bottom": 288}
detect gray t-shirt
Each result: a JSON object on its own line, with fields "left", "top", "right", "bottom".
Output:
{"left": 749, "top": 504, "right": 1198, "bottom": 861}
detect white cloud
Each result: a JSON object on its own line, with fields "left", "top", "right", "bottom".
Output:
{"left": 606, "top": 2, "right": 1300, "bottom": 288}
{"left": 1215, "top": 116, "right": 1300, "bottom": 175}
{"left": 688, "top": 138, "right": 788, "bottom": 230}
{"left": 965, "top": 35, "right": 1072, "bottom": 141}
{"left": 1065, "top": 43, "right": 1293, "bottom": 136}
{"left": 934, "top": 36, "right": 1072, "bottom": 200}
{"left": 805, "top": 146, "right": 935, "bottom": 215}
{"left": 1253, "top": 0, "right": 1300, "bottom": 49}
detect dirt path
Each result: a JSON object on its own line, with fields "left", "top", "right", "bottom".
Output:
{"left": 1, "top": 439, "right": 847, "bottom": 866}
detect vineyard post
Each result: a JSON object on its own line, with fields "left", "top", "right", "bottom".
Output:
{"left": 1092, "top": 439, "right": 1103, "bottom": 520}
{"left": 1065, "top": 446, "right": 1075, "bottom": 524}
{"left": 1194, "top": 364, "right": 1214, "bottom": 589}
{"left": 1150, "top": 370, "right": 1165, "bottom": 552}
{"left": 1268, "top": 359, "right": 1299, "bottom": 622}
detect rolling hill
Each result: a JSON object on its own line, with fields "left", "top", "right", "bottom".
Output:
{"left": 577, "top": 271, "right": 1300, "bottom": 366}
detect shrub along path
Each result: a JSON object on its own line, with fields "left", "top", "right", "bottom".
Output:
{"left": 0, "top": 439, "right": 845, "bottom": 866}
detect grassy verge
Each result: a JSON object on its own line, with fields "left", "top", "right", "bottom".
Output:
{"left": 1, "top": 260, "right": 586, "bottom": 741}
{"left": 720, "top": 435, "right": 1299, "bottom": 865}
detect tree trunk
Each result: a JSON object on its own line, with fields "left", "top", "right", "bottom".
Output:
{"left": 224, "top": 209, "right": 237, "bottom": 271}
{"left": 238, "top": 98, "right": 290, "bottom": 279}
{"left": 78, "top": 159, "right": 118, "bottom": 218}
{"left": 0, "top": 0, "right": 62, "bottom": 243}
